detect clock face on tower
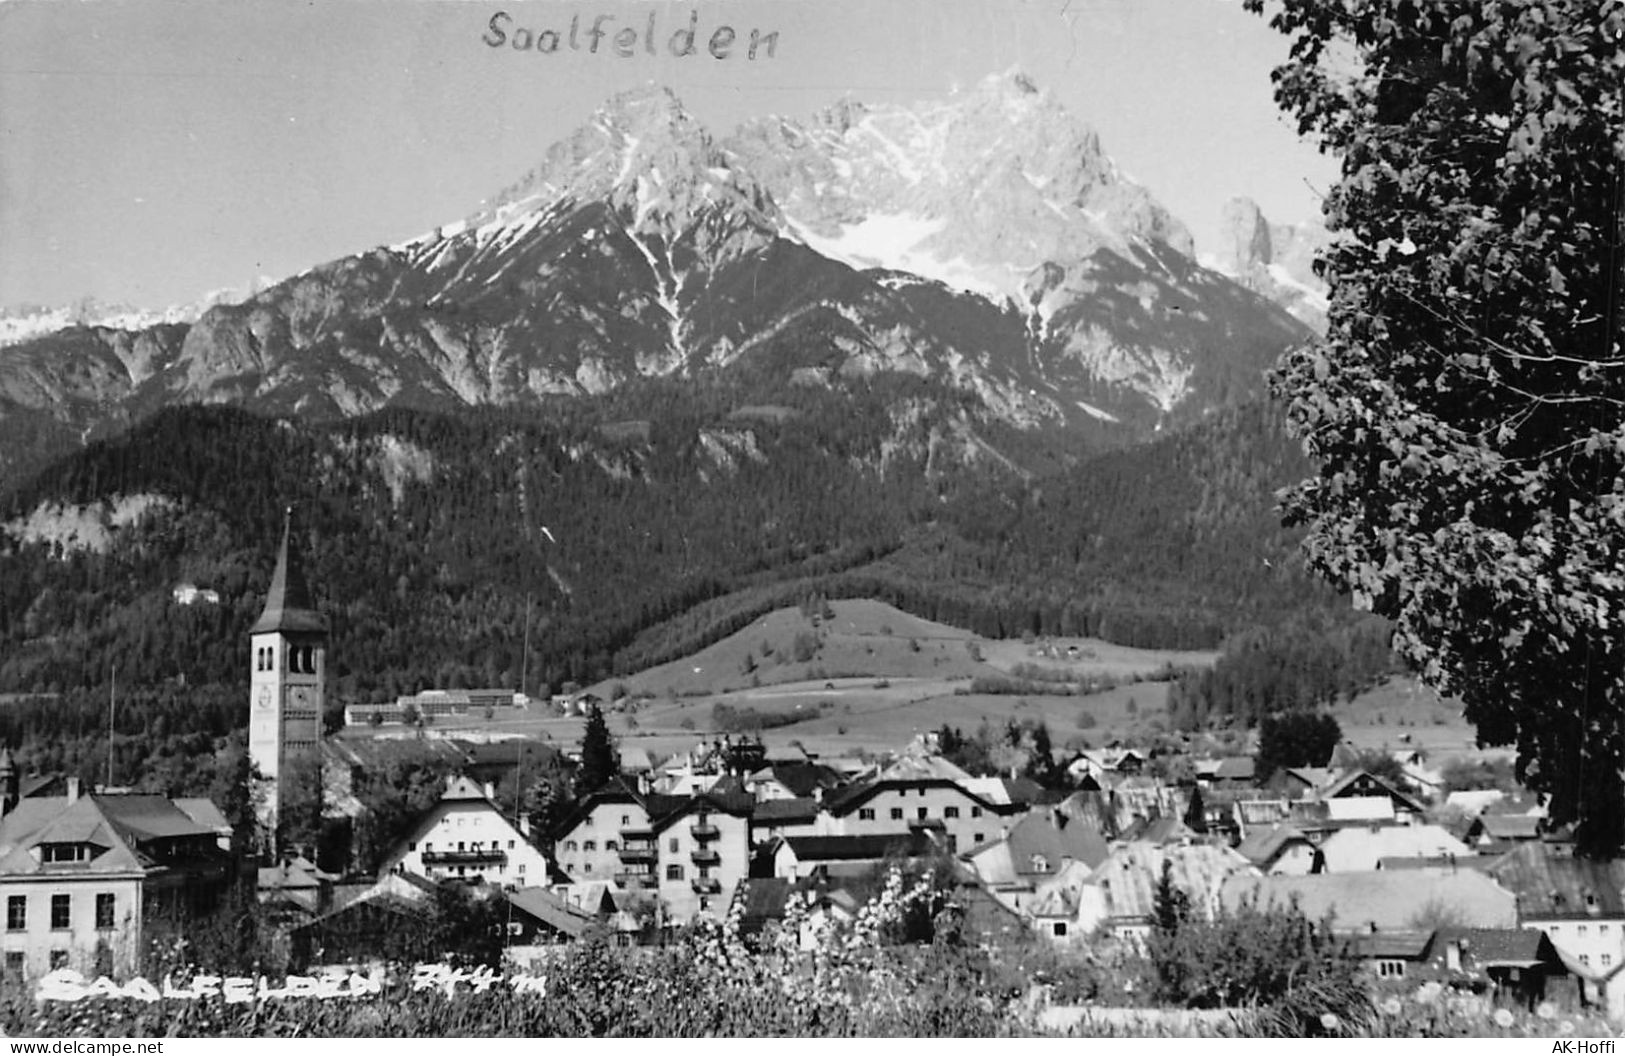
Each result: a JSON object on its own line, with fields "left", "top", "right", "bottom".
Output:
{"left": 289, "top": 686, "right": 314, "bottom": 711}
{"left": 254, "top": 686, "right": 273, "bottom": 712}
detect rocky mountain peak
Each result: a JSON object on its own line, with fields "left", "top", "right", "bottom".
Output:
{"left": 1211, "top": 196, "right": 1330, "bottom": 331}
{"left": 460, "top": 84, "right": 777, "bottom": 243}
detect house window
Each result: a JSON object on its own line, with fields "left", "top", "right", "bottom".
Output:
{"left": 584, "top": 863, "right": 593, "bottom": 874}
{"left": 1377, "top": 960, "right": 1406, "bottom": 978}
{"left": 971, "top": 807, "right": 983, "bottom": 818}
{"left": 974, "top": 833, "right": 985, "bottom": 844}
{"left": 583, "top": 841, "right": 596, "bottom": 852}
{"left": 859, "top": 809, "right": 875, "bottom": 821}
{"left": 3, "top": 951, "right": 23, "bottom": 984}
{"left": 1580, "top": 954, "right": 1591, "bottom": 966}
{"left": 945, "top": 806, "right": 960, "bottom": 819}
{"left": 458, "top": 842, "right": 466, "bottom": 851}
{"left": 670, "top": 838, "right": 680, "bottom": 852}
{"left": 518, "top": 864, "right": 525, "bottom": 875}
{"left": 95, "top": 894, "right": 114, "bottom": 930}
{"left": 508, "top": 840, "right": 515, "bottom": 849}
{"left": 1604, "top": 954, "right": 1614, "bottom": 968}
{"left": 5, "top": 896, "right": 24, "bottom": 931}
{"left": 50, "top": 895, "right": 70, "bottom": 930}
{"left": 622, "top": 815, "right": 630, "bottom": 826}
{"left": 565, "top": 841, "right": 577, "bottom": 852}
{"left": 667, "top": 864, "right": 685, "bottom": 881}
{"left": 50, "top": 950, "right": 69, "bottom": 970}
{"left": 606, "top": 841, "right": 618, "bottom": 852}
{"left": 1579, "top": 925, "right": 1589, "bottom": 936}
{"left": 1052, "top": 922, "right": 1068, "bottom": 938}
{"left": 890, "top": 808, "right": 904, "bottom": 821}
{"left": 917, "top": 807, "right": 928, "bottom": 821}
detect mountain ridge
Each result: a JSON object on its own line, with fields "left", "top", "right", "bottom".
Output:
{"left": 0, "top": 74, "right": 1313, "bottom": 491}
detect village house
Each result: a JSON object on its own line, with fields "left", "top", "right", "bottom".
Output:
{"left": 1485, "top": 842, "right": 1625, "bottom": 978}
{"left": 379, "top": 775, "right": 551, "bottom": 889}
{"left": 0, "top": 767, "right": 235, "bottom": 985}
{"left": 646, "top": 789, "right": 754, "bottom": 920}
{"left": 814, "top": 765, "right": 1021, "bottom": 851}
{"left": 770, "top": 832, "right": 943, "bottom": 880}
{"left": 960, "top": 810, "right": 1111, "bottom": 915}
{"left": 1316, "top": 822, "right": 1473, "bottom": 872}
{"left": 1219, "top": 869, "right": 1518, "bottom": 935}
{"left": 1235, "top": 823, "right": 1323, "bottom": 874}
{"left": 551, "top": 781, "right": 660, "bottom": 886}
{"left": 1075, "top": 842, "right": 1255, "bottom": 946}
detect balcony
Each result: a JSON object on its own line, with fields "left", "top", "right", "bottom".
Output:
{"left": 690, "top": 848, "right": 721, "bottom": 867}
{"left": 619, "top": 820, "right": 654, "bottom": 838}
{"left": 617, "top": 842, "right": 657, "bottom": 864}
{"left": 690, "top": 820, "right": 720, "bottom": 841}
{"left": 691, "top": 877, "right": 722, "bottom": 895}
{"left": 422, "top": 848, "right": 507, "bottom": 867}
{"left": 614, "top": 871, "right": 655, "bottom": 889}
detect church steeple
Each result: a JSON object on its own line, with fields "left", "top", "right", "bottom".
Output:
{"left": 251, "top": 507, "right": 327, "bottom": 635}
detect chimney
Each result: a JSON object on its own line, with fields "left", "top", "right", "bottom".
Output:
{"left": 483, "top": 781, "right": 496, "bottom": 801}
{"left": 518, "top": 815, "right": 532, "bottom": 838}
{"left": 66, "top": 776, "right": 82, "bottom": 803}
{"left": 1445, "top": 939, "right": 1462, "bottom": 972}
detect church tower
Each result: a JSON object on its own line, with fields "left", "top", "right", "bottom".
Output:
{"left": 249, "top": 508, "right": 328, "bottom": 853}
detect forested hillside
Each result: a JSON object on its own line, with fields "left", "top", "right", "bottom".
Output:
{"left": 0, "top": 391, "right": 1381, "bottom": 783}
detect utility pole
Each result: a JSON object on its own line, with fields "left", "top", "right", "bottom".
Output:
{"left": 521, "top": 591, "right": 532, "bottom": 702}
{"left": 106, "top": 664, "right": 115, "bottom": 790}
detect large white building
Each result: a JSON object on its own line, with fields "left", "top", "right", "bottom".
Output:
{"left": 0, "top": 767, "right": 234, "bottom": 986}
{"left": 380, "top": 776, "right": 552, "bottom": 889}
{"left": 248, "top": 510, "right": 328, "bottom": 848}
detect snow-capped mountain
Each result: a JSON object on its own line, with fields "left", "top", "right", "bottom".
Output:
{"left": 0, "top": 286, "right": 264, "bottom": 349}
{"left": 1207, "top": 197, "right": 1330, "bottom": 332}
{"left": 0, "top": 74, "right": 1311, "bottom": 489}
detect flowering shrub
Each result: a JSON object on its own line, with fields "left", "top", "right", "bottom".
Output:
{"left": 3, "top": 870, "right": 1617, "bottom": 1038}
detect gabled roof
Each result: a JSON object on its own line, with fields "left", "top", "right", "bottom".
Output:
{"left": 1473, "top": 813, "right": 1543, "bottom": 840}
{"left": 876, "top": 751, "right": 972, "bottom": 783}
{"left": 753, "top": 798, "right": 820, "bottom": 824}
{"left": 1484, "top": 842, "right": 1625, "bottom": 919}
{"left": 440, "top": 775, "right": 492, "bottom": 802}
{"left": 507, "top": 886, "right": 596, "bottom": 938}
{"left": 1435, "top": 927, "right": 1557, "bottom": 969}
{"left": 250, "top": 509, "right": 328, "bottom": 636}
{"left": 0, "top": 793, "right": 226, "bottom": 877}
{"left": 1089, "top": 843, "right": 1254, "bottom": 923}
{"left": 1281, "top": 767, "right": 1332, "bottom": 790}
{"left": 1236, "top": 823, "right": 1316, "bottom": 868}
{"left": 1027, "top": 860, "right": 1094, "bottom": 918}
{"left": 780, "top": 832, "right": 939, "bottom": 863}
{"left": 821, "top": 776, "right": 1009, "bottom": 817}
{"left": 1220, "top": 870, "right": 1518, "bottom": 933}
{"left": 1318, "top": 769, "right": 1425, "bottom": 814}
{"left": 1124, "top": 815, "right": 1196, "bottom": 847}
{"left": 760, "top": 761, "right": 845, "bottom": 798}
{"left": 650, "top": 788, "right": 754, "bottom": 833}
{"left": 1346, "top": 930, "right": 1434, "bottom": 959}
{"left": 1213, "top": 757, "right": 1255, "bottom": 781}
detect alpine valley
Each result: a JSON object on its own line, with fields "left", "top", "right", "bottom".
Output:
{"left": 0, "top": 74, "right": 1362, "bottom": 717}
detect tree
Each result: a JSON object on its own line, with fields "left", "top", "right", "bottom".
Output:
{"left": 1182, "top": 784, "right": 1209, "bottom": 834}
{"left": 1255, "top": 712, "right": 1342, "bottom": 782}
{"left": 1248, "top": 0, "right": 1625, "bottom": 853}
{"left": 575, "top": 701, "right": 619, "bottom": 796}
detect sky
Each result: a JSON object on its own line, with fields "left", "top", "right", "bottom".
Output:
{"left": 0, "top": 0, "right": 1341, "bottom": 312}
